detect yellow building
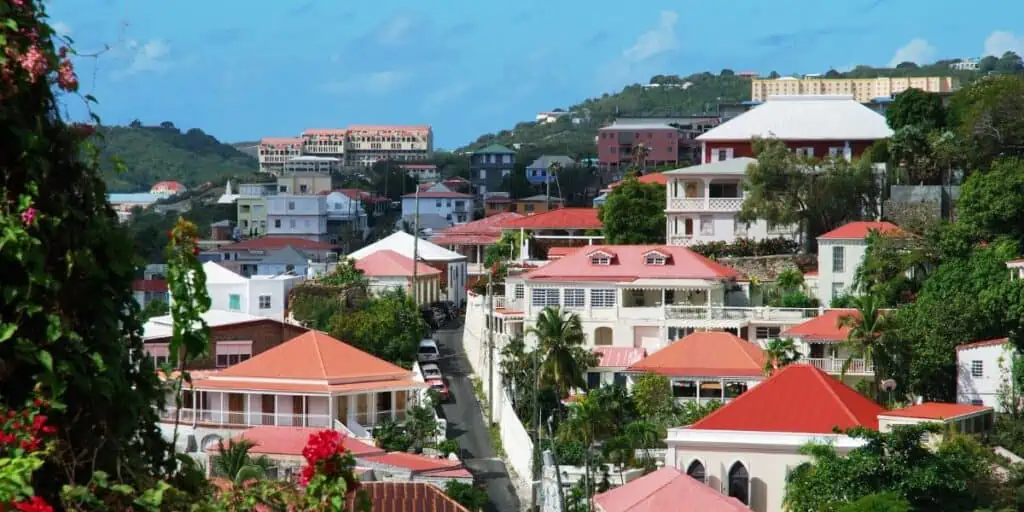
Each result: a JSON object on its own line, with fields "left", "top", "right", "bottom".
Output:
{"left": 276, "top": 172, "right": 332, "bottom": 195}
{"left": 751, "top": 76, "right": 959, "bottom": 103}
{"left": 237, "top": 196, "right": 268, "bottom": 237}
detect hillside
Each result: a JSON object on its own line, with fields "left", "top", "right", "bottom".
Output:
{"left": 463, "top": 62, "right": 984, "bottom": 156}
{"left": 96, "top": 122, "right": 260, "bottom": 192}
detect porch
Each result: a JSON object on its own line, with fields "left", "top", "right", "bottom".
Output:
{"left": 665, "top": 177, "right": 744, "bottom": 212}
{"left": 669, "top": 378, "right": 755, "bottom": 407}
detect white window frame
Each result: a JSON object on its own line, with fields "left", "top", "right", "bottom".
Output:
{"left": 971, "top": 360, "right": 983, "bottom": 377}
{"left": 514, "top": 284, "right": 525, "bottom": 300}
{"left": 591, "top": 289, "right": 616, "bottom": 308}
{"left": 531, "top": 288, "right": 560, "bottom": 307}
{"left": 645, "top": 254, "right": 666, "bottom": 265}
{"left": 258, "top": 294, "right": 272, "bottom": 309}
{"left": 564, "top": 289, "right": 585, "bottom": 309}
{"left": 700, "top": 215, "right": 714, "bottom": 235}
{"left": 831, "top": 282, "right": 845, "bottom": 299}
{"left": 828, "top": 147, "right": 844, "bottom": 157}
{"left": 832, "top": 246, "right": 845, "bottom": 272}
{"left": 755, "top": 326, "right": 781, "bottom": 340}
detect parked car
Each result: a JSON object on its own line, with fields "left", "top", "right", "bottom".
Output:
{"left": 417, "top": 339, "right": 440, "bottom": 363}
{"left": 421, "top": 362, "right": 443, "bottom": 380}
{"left": 427, "top": 377, "right": 449, "bottom": 402}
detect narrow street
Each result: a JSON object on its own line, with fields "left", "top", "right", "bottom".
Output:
{"left": 433, "top": 326, "right": 522, "bottom": 512}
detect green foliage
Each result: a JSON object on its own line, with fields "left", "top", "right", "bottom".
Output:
{"left": 671, "top": 399, "right": 723, "bottom": 426}
{"left": 484, "top": 231, "right": 523, "bottom": 267}
{"left": 95, "top": 124, "right": 259, "bottom": 192}
{"left": 498, "top": 336, "right": 560, "bottom": 433}
{"left": 125, "top": 200, "right": 237, "bottom": 262}
{"left": 443, "top": 480, "right": 489, "bottom": 512}
{"left": 775, "top": 267, "right": 805, "bottom": 291}
{"left": 959, "top": 157, "right": 1024, "bottom": 244}
{"left": 319, "top": 258, "right": 370, "bottom": 292}
{"left": 886, "top": 88, "right": 947, "bottom": 131}
{"left": 211, "top": 439, "right": 272, "bottom": 485}
{"left": 837, "top": 493, "right": 911, "bottom": 512}
{"left": 140, "top": 299, "right": 169, "bottom": 321}
{"left": 763, "top": 338, "right": 802, "bottom": 374}
{"left": 948, "top": 74, "right": 1024, "bottom": 169}
{"left": 436, "top": 439, "right": 460, "bottom": 457}
{"left": 368, "top": 159, "right": 419, "bottom": 201}
{"left": 688, "top": 237, "right": 801, "bottom": 258}
{"left": 598, "top": 176, "right": 666, "bottom": 244}
{"left": 784, "top": 426, "right": 1001, "bottom": 512}
{"left": 526, "top": 307, "right": 598, "bottom": 398}
{"left": 329, "top": 289, "right": 429, "bottom": 368}
{"left": 630, "top": 373, "right": 674, "bottom": 420}
{"left": 853, "top": 229, "right": 934, "bottom": 306}
{"left": 372, "top": 418, "right": 412, "bottom": 452}
{"left": 767, "top": 290, "right": 818, "bottom": 308}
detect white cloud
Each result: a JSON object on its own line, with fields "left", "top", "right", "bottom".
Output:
{"left": 376, "top": 12, "right": 417, "bottom": 46}
{"left": 322, "top": 70, "right": 409, "bottom": 95}
{"left": 51, "top": 21, "right": 72, "bottom": 37}
{"left": 984, "top": 30, "right": 1024, "bottom": 57}
{"left": 115, "top": 39, "right": 172, "bottom": 78}
{"left": 622, "top": 11, "right": 679, "bottom": 63}
{"left": 888, "top": 38, "right": 936, "bottom": 67}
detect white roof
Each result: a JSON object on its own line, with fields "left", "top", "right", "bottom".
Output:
{"left": 663, "top": 157, "right": 758, "bottom": 176}
{"left": 347, "top": 231, "right": 466, "bottom": 262}
{"left": 697, "top": 95, "right": 894, "bottom": 142}
{"left": 143, "top": 309, "right": 267, "bottom": 340}
{"left": 203, "top": 261, "right": 248, "bottom": 284}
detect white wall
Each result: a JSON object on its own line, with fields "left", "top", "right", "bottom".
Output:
{"left": 267, "top": 195, "right": 328, "bottom": 237}
{"left": 206, "top": 276, "right": 299, "bottom": 321}
{"left": 816, "top": 239, "right": 867, "bottom": 305}
{"left": 207, "top": 281, "right": 248, "bottom": 313}
{"left": 401, "top": 196, "right": 472, "bottom": 225}
{"left": 957, "top": 343, "right": 1012, "bottom": 411}
{"left": 447, "top": 261, "right": 468, "bottom": 304}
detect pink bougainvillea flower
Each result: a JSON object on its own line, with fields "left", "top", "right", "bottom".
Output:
{"left": 56, "top": 58, "right": 77, "bottom": 91}
{"left": 17, "top": 46, "right": 47, "bottom": 83}
{"left": 12, "top": 496, "right": 54, "bottom": 512}
{"left": 21, "top": 207, "right": 38, "bottom": 226}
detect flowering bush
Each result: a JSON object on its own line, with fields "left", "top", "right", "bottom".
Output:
{"left": 689, "top": 237, "right": 801, "bottom": 259}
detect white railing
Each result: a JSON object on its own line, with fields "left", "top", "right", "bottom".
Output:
{"left": 668, "top": 234, "right": 695, "bottom": 246}
{"left": 668, "top": 197, "right": 705, "bottom": 210}
{"left": 802, "top": 358, "right": 873, "bottom": 375}
{"left": 667, "top": 197, "right": 743, "bottom": 211}
{"left": 708, "top": 197, "right": 743, "bottom": 211}
{"left": 664, "top": 305, "right": 823, "bottom": 322}
{"left": 158, "top": 408, "right": 333, "bottom": 428}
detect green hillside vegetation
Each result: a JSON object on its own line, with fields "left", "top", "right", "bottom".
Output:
{"left": 97, "top": 121, "right": 259, "bottom": 192}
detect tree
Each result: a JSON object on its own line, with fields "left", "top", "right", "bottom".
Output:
{"left": 763, "top": 338, "right": 802, "bottom": 374}
{"left": 948, "top": 74, "right": 1024, "bottom": 169}
{"left": 631, "top": 373, "right": 674, "bottom": 419}
{"left": 958, "top": 158, "right": 1024, "bottom": 244}
{"left": 404, "top": 405, "right": 439, "bottom": 453}
{"left": 825, "top": 69, "right": 841, "bottom": 77}
{"left": 997, "top": 51, "right": 1024, "bottom": 74}
{"left": 444, "top": 481, "right": 489, "bottom": 511}
{"left": 526, "top": 307, "right": 596, "bottom": 398}
{"left": 740, "top": 138, "right": 880, "bottom": 244}
{"left": 320, "top": 257, "right": 369, "bottom": 292}
{"left": 768, "top": 71, "right": 781, "bottom": 79}
{"left": 140, "top": 299, "right": 169, "bottom": 320}
{"left": 894, "top": 61, "right": 918, "bottom": 70}
{"left": 886, "top": 88, "right": 946, "bottom": 131}
{"left": 370, "top": 159, "right": 418, "bottom": 201}
{"left": 838, "top": 493, "right": 912, "bottom": 512}
{"left": 720, "top": 69, "right": 735, "bottom": 76}
{"left": 502, "top": 167, "right": 534, "bottom": 199}
{"left": 839, "top": 295, "right": 891, "bottom": 401}
{"left": 853, "top": 229, "right": 933, "bottom": 305}
{"left": 979, "top": 55, "right": 999, "bottom": 73}
{"left": 213, "top": 439, "right": 273, "bottom": 485}
{"left": 330, "top": 289, "right": 429, "bottom": 367}
{"left": 598, "top": 176, "right": 666, "bottom": 244}
{"left": 784, "top": 426, "right": 1001, "bottom": 512}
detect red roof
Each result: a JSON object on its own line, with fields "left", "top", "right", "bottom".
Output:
{"left": 354, "top": 250, "right": 441, "bottom": 278}
{"left": 133, "top": 279, "right": 168, "bottom": 293}
{"left": 606, "top": 173, "right": 670, "bottom": 191}
{"left": 432, "top": 212, "right": 523, "bottom": 246}
{"left": 400, "top": 164, "right": 437, "bottom": 170}
{"left": 218, "top": 237, "right": 336, "bottom": 252}
{"left": 818, "top": 221, "right": 907, "bottom": 240}
{"left": 402, "top": 191, "right": 473, "bottom": 199}
{"left": 524, "top": 245, "right": 742, "bottom": 282}
{"left": 804, "top": 270, "right": 819, "bottom": 276}
{"left": 956, "top": 337, "right": 1009, "bottom": 351}
{"left": 781, "top": 309, "right": 859, "bottom": 342}
{"left": 881, "top": 402, "right": 992, "bottom": 420}
{"left": 353, "top": 482, "right": 471, "bottom": 512}
{"left": 361, "top": 451, "right": 472, "bottom": 479}
{"left": 503, "top": 207, "right": 602, "bottom": 230}
{"left": 151, "top": 180, "right": 185, "bottom": 192}
{"left": 546, "top": 246, "right": 581, "bottom": 259}
{"left": 628, "top": 332, "right": 766, "bottom": 377}
{"left": 688, "top": 364, "right": 886, "bottom": 434}
{"left": 594, "top": 347, "right": 646, "bottom": 368}
{"left": 335, "top": 188, "right": 388, "bottom": 203}
{"left": 211, "top": 426, "right": 382, "bottom": 456}
{"left": 594, "top": 467, "right": 750, "bottom": 512}
{"left": 214, "top": 331, "right": 413, "bottom": 382}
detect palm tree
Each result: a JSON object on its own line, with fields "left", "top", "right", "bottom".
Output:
{"left": 213, "top": 439, "right": 273, "bottom": 485}
{"left": 631, "top": 144, "right": 650, "bottom": 173}
{"left": 525, "top": 307, "right": 592, "bottom": 399}
{"left": 762, "top": 338, "right": 802, "bottom": 375}
{"left": 558, "top": 394, "right": 612, "bottom": 502}
{"left": 839, "top": 294, "right": 888, "bottom": 399}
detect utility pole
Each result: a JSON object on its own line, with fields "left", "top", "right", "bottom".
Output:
{"left": 411, "top": 184, "right": 420, "bottom": 306}
{"left": 486, "top": 279, "right": 495, "bottom": 423}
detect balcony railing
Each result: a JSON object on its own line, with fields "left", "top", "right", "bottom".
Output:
{"left": 801, "top": 358, "right": 874, "bottom": 375}
{"left": 667, "top": 197, "right": 743, "bottom": 211}
{"left": 157, "top": 408, "right": 333, "bottom": 428}
{"left": 668, "top": 198, "right": 705, "bottom": 210}
{"left": 708, "top": 197, "right": 743, "bottom": 210}
{"left": 664, "top": 306, "right": 823, "bottom": 322}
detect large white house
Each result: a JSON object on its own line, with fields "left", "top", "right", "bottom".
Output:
{"left": 663, "top": 158, "right": 798, "bottom": 246}
{"left": 266, "top": 194, "right": 329, "bottom": 242}
{"left": 814, "top": 221, "right": 906, "bottom": 304}
{"left": 401, "top": 184, "right": 474, "bottom": 226}
{"left": 201, "top": 261, "right": 301, "bottom": 322}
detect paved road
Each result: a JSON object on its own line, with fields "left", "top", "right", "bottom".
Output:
{"left": 434, "top": 326, "right": 522, "bottom": 512}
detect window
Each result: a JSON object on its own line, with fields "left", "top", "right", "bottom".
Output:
{"left": 686, "top": 460, "right": 706, "bottom": 483}
{"left": 288, "top": 201, "right": 295, "bottom": 210}
{"left": 795, "top": 147, "right": 814, "bottom": 158}
{"left": 590, "top": 289, "right": 616, "bottom": 308}
{"left": 590, "top": 253, "right": 612, "bottom": 265}
{"left": 644, "top": 253, "right": 667, "bottom": 265}
{"left": 700, "top": 216, "right": 713, "bottom": 235}
{"left": 299, "top": 184, "right": 308, "bottom": 193}
{"left": 564, "top": 289, "right": 585, "bottom": 308}
{"left": 258, "top": 295, "right": 271, "bottom": 309}
{"left": 274, "top": 219, "right": 282, "bottom": 228}
{"left": 971, "top": 399, "right": 984, "bottom": 406}
{"left": 514, "top": 284, "right": 524, "bottom": 300}
{"left": 446, "top": 200, "right": 452, "bottom": 207}
{"left": 716, "top": 148, "right": 733, "bottom": 161}
{"left": 279, "top": 185, "right": 287, "bottom": 192}
{"left": 228, "top": 294, "right": 241, "bottom": 311}
{"left": 971, "top": 360, "right": 983, "bottom": 377}
{"left": 832, "top": 246, "right": 845, "bottom": 272}
{"left": 479, "top": 169, "right": 487, "bottom": 180}
{"left": 672, "top": 380, "right": 696, "bottom": 398}
{"left": 728, "top": 462, "right": 750, "bottom": 505}
{"left": 289, "top": 219, "right": 296, "bottom": 228}
{"left": 531, "top": 288, "right": 560, "bottom": 307}
{"left": 831, "top": 282, "right": 845, "bottom": 299}
{"left": 147, "top": 343, "right": 170, "bottom": 368}
{"left": 436, "top": 200, "right": 442, "bottom": 208}
{"left": 215, "top": 341, "right": 253, "bottom": 368}
{"left": 828, "top": 147, "right": 844, "bottom": 157}
{"left": 587, "top": 372, "right": 601, "bottom": 390}
{"left": 755, "top": 326, "right": 781, "bottom": 340}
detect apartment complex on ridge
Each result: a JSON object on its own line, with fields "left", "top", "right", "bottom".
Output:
{"left": 750, "top": 76, "right": 959, "bottom": 103}
{"left": 258, "top": 125, "right": 433, "bottom": 175}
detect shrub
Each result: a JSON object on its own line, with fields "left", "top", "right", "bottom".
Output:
{"left": 689, "top": 237, "right": 800, "bottom": 258}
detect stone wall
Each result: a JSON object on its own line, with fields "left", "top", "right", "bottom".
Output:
{"left": 719, "top": 254, "right": 815, "bottom": 282}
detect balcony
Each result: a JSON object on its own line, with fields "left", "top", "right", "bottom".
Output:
{"left": 664, "top": 306, "right": 822, "bottom": 322}
{"left": 158, "top": 408, "right": 333, "bottom": 428}
{"left": 666, "top": 196, "right": 743, "bottom": 211}
{"left": 801, "top": 358, "right": 874, "bottom": 376}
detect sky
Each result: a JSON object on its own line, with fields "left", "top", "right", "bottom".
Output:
{"left": 48, "top": 0, "right": 1024, "bottom": 149}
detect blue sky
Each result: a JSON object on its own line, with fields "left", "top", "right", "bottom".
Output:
{"left": 49, "top": 0, "right": 1024, "bottom": 149}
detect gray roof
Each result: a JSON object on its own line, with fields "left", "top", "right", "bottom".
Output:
{"left": 402, "top": 214, "right": 451, "bottom": 231}
{"left": 662, "top": 157, "right": 758, "bottom": 176}
{"left": 257, "top": 245, "right": 310, "bottom": 266}
{"left": 474, "top": 144, "right": 516, "bottom": 155}
{"left": 527, "top": 155, "right": 575, "bottom": 169}
{"left": 519, "top": 194, "right": 564, "bottom": 202}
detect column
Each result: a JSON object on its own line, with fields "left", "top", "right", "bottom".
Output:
{"left": 519, "top": 228, "right": 529, "bottom": 261}
{"left": 391, "top": 391, "right": 397, "bottom": 421}
{"left": 702, "top": 178, "right": 711, "bottom": 209}
{"left": 476, "top": 245, "right": 482, "bottom": 264}
{"left": 843, "top": 141, "right": 852, "bottom": 162}
{"left": 328, "top": 395, "right": 334, "bottom": 430}
{"left": 246, "top": 393, "right": 252, "bottom": 426}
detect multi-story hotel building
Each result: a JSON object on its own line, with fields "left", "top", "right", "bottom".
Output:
{"left": 750, "top": 76, "right": 959, "bottom": 103}
{"left": 258, "top": 125, "right": 433, "bottom": 175}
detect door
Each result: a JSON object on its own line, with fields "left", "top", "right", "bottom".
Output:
{"left": 292, "top": 396, "right": 305, "bottom": 427}
{"left": 684, "top": 218, "right": 694, "bottom": 236}
{"left": 228, "top": 393, "right": 245, "bottom": 426}
{"left": 261, "top": 395, "right": 275, "bottom": 425}
{"left": 337, "top": 396, "right": 349, "bottom": 425}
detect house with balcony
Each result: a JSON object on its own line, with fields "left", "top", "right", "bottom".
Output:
{"left": 276, "top": 171, "right": 332, "bottom": 195}
{"left": 432, "top": 212, "right": 523, "bottom": 273}
{"left": 815, "top": 221, "right": 907, "bottom": 304}
{"left": 200, "top": 261, "right": 302, "bottom": 322}
{"left": 663, "top": 158, "right": 799, "bottom": 246}
{"left": 157, "top": 330, "right": 426, "bottom": 453}
{"left": 597, "top": 118, "right": 716, "bottom": 172}
{"left": 236, "top": 183, "right": 277, "bottom": 238}
{"left": 401, "top": 164, "right": 440, "bottom": 182}
{"left": 503, "top": 208, "right": 605, "bottom": 260}
{"left": 627, "top": 332, "right": 767, "bottom": 405}
{"left": 266, "top": 194, "right": 329, "bottom": 242}
{"left": 779, "top": 309, "right": 873, "bottom": 384}
{"left": 470, "top": 144, "right": 515, "bottom": 196}
{"left": 401, "top": 188, "right": 474, "bottom": 226}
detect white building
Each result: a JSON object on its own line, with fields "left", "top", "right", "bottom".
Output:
{"left": 780, "top": 309, "right": 874, "bottom": 384}
{"left": 401, "top": 189, "right": 473, "bottom": 226}
{"left": 950, "top": 58, "right": 979, "bottom": 71}
{"left": 266, "top": 194, "right": 329, "bottom": 242}
{"left": 663, "top": 158, "right": 799, "bottom": 246}
{"left": 325, "top": 190, "right": 369, "bottom": 234}
{"left": 401, "top": 164, "right": 440, "bottom": 182}
{"left": 283, "top": 155, "right": 342, "bottom": 174}
{"left": 815, "top": 221, "right": 906, "bottom": 304}
{"left": 201, "top": 261, "right": 301, "bottom": 322}
{"left": 956, "top": 337, "right": 1014, "bottom": 410}
{"left": 347, "top": 231, "right": 469, "bottom": 305}
{"left": 354, "top": 250, "right": 443, "bottom": 305}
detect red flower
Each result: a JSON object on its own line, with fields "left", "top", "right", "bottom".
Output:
{"left": 17, "top": 46, "right": 47, "bottom": 83}
{"left": 21, "top": 207, "right": 38, "bottom": 226}
{"left": 56, "top": 58, "right": 78, "bottom": 92}
{"left": 298, "top": 464, "right": 315, "bottom": 486}
{"left": 301, "top": 430, "right": 344, "bottom": 465}
{"left": 12, "top": 496, "right": 54, "bottom": 512}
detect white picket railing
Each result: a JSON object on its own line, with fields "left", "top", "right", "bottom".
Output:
{"left": 803, "top": 358, "right": 874, "bottom": 375}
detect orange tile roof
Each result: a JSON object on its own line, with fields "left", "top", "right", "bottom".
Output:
{"left": 628, "top": 332, "right": 766, "bottom": 377}
{"left": 881, "top": 402, "right": 992, "bottom": 420}
{"left": 594, "top": 347, "right": 646, "bottom": 368}
{"left": 210, "top": 426, "right": 383, "bottom": 456}
{"left": 781, "top": 309, "right": 859, "bottom": 342}
{"left": 352, "top": 482, "right": 471, "bottom": 512}
{"left": 347, "top": 124, "right": 431, "bottom": 133}
{"left": 818, "top": 221, "right": 907, "bottom": 240}
{"left": 606, "top": 172, "right": 670, "bottom": 191}
{"left": 525, "top": 245, "right": 742, "bottom": 282}
{"left": 354, "top": 250, "right": 441, "bottom": 278}
{"left": 688, "top": 364, "right": 886, "bottom": 434}
{"left": 503, "top": 207, "right": 602, "bottom": 230}
{"left": 260, "top": 137, "right": 302, "bottom": 145}
{"left": 594, "top": 467, "right": 750, "bottom": 512}
{"left": 361, "top": 451, "right": 473, "bottom": 479}
{"left": 401, "top": 191, "right": 473, "bottom": 199}
{"left": 956, "top": 337, "right": 1008, "bottom": 351}
{"left": 212, "top": 331, "right": 413, "bottom": 383}
{"left": 217, "top": 237, "right": 336, "bottom": 252}
{"left": 546, "top": 246, "right": 582, "bottom": 259}
{"left": 190, "top": 377, "right": 424, "bottom": 394}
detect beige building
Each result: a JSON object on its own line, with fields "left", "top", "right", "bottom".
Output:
{"left": 258, "top": 125, "right": 433, "bottom": 174}
{"left": 257, "top": 138, "right": 302, "bottom": 176}
{"left": 276, "top": 172, "right": 331, "bottom": 195}
{"left": 751, "top": 76, "right": 959, "bottom": 102}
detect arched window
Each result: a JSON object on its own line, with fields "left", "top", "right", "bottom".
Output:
{"left": 685, "top": 460, "right": 705, "bottom": 483}
{"left": 728, "top": 461, "right": 749, "bottom": 505}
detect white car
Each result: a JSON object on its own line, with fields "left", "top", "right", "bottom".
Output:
{"left": 418, "top": 339, "right": 440, "bottom": 363}
{"left": 421, "top": 362, "right": 443, "bottom": 380}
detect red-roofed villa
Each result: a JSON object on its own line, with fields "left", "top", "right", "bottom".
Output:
{"left": 354, "top": 250, "right": 442, "bottom": 304}
{"left": 780, "top": 309, "right": 874, "bottom": 380}
{"left": 431, "top": 212, "right": 524, "bottom": 271}
{"left": 502, "top": 208, "right": 605, "bottom": 259}
{"left": 815, "top": 221, "right": 908, "bottom": 304}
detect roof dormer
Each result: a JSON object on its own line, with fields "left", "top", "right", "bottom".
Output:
{"left": 587, "top": 249, "right": 616, "bottom": 266}
{"left": 642, "top": 249, "right": 671, "bottom": 265}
